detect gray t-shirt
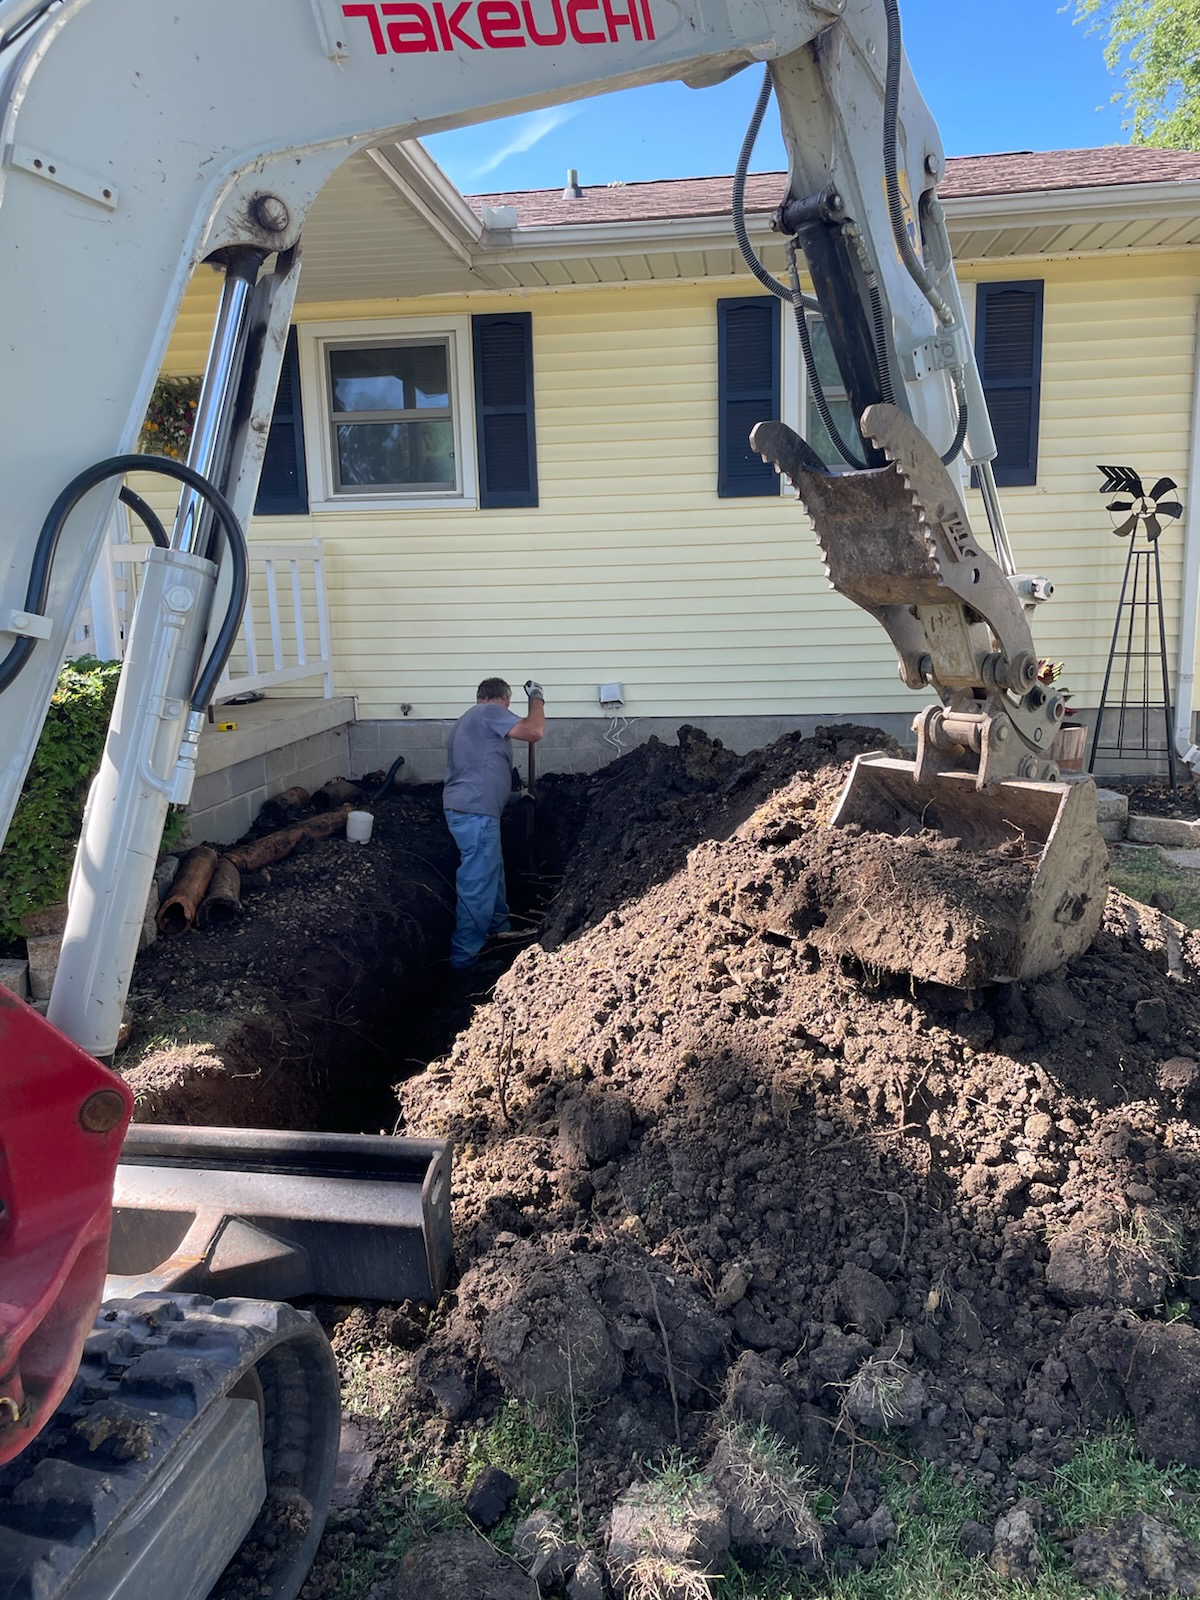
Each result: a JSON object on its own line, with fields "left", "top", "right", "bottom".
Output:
{"left": 443, "top": 701, "right": 522, "bottom": 818}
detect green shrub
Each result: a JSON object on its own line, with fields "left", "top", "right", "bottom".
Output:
{"left": 0, "top": 657, "right": 122, "bottom": 946}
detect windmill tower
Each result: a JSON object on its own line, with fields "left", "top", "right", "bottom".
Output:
{"left": 1090, "top": 466, "right": 1184, "bottom": 788}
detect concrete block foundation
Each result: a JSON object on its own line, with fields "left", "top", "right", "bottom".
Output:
{"left": 186, "top": 696, "right": 356, "bottom": 845}
{"left": 348, "top": 712, "right": 919, "bottom": 788}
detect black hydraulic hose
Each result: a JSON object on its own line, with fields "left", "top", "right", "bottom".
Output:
{"left": 736, "top": 67, "right": 870, "bottom": 469}
{"left": 0, "top": 455, "right": 248, "bottom": 710}
{"left": 943, "top": 387, "right": 969, "bottom": 465}
{"left": 882, "top": 0, "right": 944, "bottom": 313}
{"left": 370, "top": 752, "right": 407, "bottom": 803}
{"left": 119, "top": 485, "right": 169, "bottom": 548}
{"left": 880, "top": 0, "right": 966, "bottom": 465}
{"left": 786, "top": 242, "right": 866, "bottom": 470}
{"left": 867, "top": 276, "right": 897, "bottom": 409}
{"left": 732, "top": 67, "right": 818, "bottom": 311}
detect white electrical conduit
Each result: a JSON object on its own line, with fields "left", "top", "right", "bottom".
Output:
{"left": 1174, "top": 297, "right": 1200, "bottom": 782}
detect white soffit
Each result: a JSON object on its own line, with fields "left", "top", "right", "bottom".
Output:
{"left": 297, "top": 152, "right": 1200, "bottom": 301}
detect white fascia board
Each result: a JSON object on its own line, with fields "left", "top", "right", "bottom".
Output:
{"left": 941, "top": 179, "right": 1200, "bottom": 230}
{"left": 474, "top": 210, "right": 778, "bottom": 261}
{"left": 367, "top": 142, "right": 485, "bottom": 262}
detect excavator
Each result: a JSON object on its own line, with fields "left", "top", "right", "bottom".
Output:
{"left": 0, "top": 0, "right": 1108, "bottom": 1592}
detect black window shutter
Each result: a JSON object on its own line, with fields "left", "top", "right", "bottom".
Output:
{"left": 472, "top": 312, "right": 538, "bottom": 509}
{"left": 975, "top": 282, "right": 1043, "bottom": 488}
{"left": 254, "top": 329, "right": 308, "bottom": 515}
{"left": 718, "top": 296, "right": 781, "bottom": 498}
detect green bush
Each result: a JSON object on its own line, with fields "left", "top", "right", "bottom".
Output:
{"left": 0, "top": 656, "right": 122, "bottom": 947}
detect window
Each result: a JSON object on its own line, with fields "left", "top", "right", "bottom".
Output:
{"left": 298, "top": 316, "right": 473, "bottom": 509}
{"left": 292, "top": 313, "right": 537, "bottom": 511}
{"left": 974, "top": 281, "right": 1043, "bottom": 487}
{"left": 328, "top": 339, "right": 456, "bottom": 494}
{"left": 797, "top": 316, "right": 855, "bottom": 472}
{"left": 255, "top": 329, "right": 308, "bottom": 516}
{"left": 718, "top": 296, "right": 864, "bottom": 493}
{"left": 717, "top": 296, "right": 781, "bottom": 497}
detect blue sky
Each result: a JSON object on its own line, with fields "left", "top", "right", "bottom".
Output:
{"left": 425, "top": 0, "right": 1127, "bottom": 194}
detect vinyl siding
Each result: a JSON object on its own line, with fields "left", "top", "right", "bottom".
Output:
{"left": 146, "top": 252, "right": 1198, "bottom": 725}
{"left": 963, "top": 254, "right": 1197, "bottom": 716}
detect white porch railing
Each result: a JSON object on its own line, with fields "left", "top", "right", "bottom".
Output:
{"left": 77, "top": 529, "right": 334, "bottom": 701}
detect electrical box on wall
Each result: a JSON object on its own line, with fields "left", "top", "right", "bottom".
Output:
{"left": 598, "top": 682, "right": 624, "bottom": 709}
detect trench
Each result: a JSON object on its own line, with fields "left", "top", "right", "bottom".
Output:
{"left": 119, "top": 775, "right": 590, "bottom": 1138}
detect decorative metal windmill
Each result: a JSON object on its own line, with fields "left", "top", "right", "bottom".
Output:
{"left": 1090, "top": 465, "right": 1184, "bottom": 788}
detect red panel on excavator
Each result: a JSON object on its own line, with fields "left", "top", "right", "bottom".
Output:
{"left": 0, "top": 987, "right": 132, "bottom": 1464}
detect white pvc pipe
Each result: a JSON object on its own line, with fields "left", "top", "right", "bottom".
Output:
{"left": 1174, "top": 299, "right": 1200, "bottom": 772}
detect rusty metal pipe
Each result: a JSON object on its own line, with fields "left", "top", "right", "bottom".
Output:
{"left": 198, "top": 858, "right": 242, "bottom": 928}
{"left": 156, "top": 845, "right": 219, "bottom": 935}
{"left": 312, "top": 779, "right": 361, "bottom": 811}
{"left": 224, "top": 804, "right": 353, "bottom": 872}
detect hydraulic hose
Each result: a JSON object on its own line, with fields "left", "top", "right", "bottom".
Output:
{"left": 733, "top": 68, "right": 868, "bottom": 469}
{"left": 786, "top": 242, "right": 866, "bottom": 470}
{"left": 732, "top": 67, "right": 816, "bottom": 309}
{"left": 0, "top": 455, "right": 248, "bottom": 710}
{"left": 119, "top": 485, "right": 169, "bottom": 548}
{"left": 881, "top": 0, "right": 950, "bottom": 325}
{"left": 880, "top": 0, "right": 967, "bottom": 465}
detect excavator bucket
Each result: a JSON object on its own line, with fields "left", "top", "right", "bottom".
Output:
{"left": 827, "top": 754, "right": 1108, "bottom": 986}
{"left": 107, "top": 1125, "right": 453, "bottom": 1304}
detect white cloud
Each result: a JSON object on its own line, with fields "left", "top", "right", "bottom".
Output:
{"left": 471, "top": 106, "right": 579, "bottom": 179}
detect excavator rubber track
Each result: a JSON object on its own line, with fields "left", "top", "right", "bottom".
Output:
{"left": 0, "top": 1294, "right": 339, "bottom": 1600}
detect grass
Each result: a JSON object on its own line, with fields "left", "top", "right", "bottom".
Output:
{"left": 711, "top": 1426, "right": 1200, "bottom": 1600}
{"left": 1108, "top": 844, "right": 1200, "bottom": 927}
{"left": 116, "top": 1004, "right": 227, "bottom": 1064}
{"left": 714, "top": 1422, "right": 821, "bottom": 1556}
{"left": 1114, "top": 1204, "right": 1187, "bottom": 1274}
{"left": 326, "top": 1395, "right": 583, "bottom": 1598}
{"left": 1045, "top": 1420, "right": 1200, "bottom": 1542}
{"left": 323, "top": 1390, "right": 1200, "bottom": 1600}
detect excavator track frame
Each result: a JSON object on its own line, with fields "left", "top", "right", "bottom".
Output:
{"left": 0, "top": 1293, "right": 340, "bottom": 1600}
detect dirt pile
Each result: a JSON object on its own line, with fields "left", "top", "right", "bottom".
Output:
{"left": 375, "top": 726, "right": 1200, "bottom": 1594}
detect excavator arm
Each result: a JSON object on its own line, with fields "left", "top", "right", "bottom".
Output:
{"left": 0, "top": 0, "right": 1105, "bottom": 1586}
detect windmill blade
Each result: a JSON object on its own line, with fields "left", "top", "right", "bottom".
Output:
{"left": 1111, "top": 514, "right": 1139, "bottom": 538}
{"left": 1097, "top": 464, "right": 1144, "bottom": 496}
{"left": 1147, "top": 476, "right": 1178, "bottom": 503}
{"left": 1156, "top": 500, "right": 1184, "bottom": 521}
{"left": 1106, "top": 499, "right": 1135, "bottom": 514}
{"left": 1144, "top": 515, "right": 1162, "bottom": 541}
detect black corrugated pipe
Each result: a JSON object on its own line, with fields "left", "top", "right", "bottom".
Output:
{"left": 370, "top": 752, "right": 407, "bottom": 802}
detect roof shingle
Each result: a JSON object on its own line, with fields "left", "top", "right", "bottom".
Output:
{"left": 466, "top": 147, "right": 1200, "bottom": 230}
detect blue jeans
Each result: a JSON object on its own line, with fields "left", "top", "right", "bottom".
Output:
{"left": 444, "top": 810, "right": 511, "bottom": 969}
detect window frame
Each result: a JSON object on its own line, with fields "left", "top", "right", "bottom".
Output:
{"left": 298, "top": 315, "right": 478, "bottom": 511}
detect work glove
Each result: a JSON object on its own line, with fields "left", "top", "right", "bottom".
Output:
{"left": 524, "top": 679, "right": 544, "bottom": 702}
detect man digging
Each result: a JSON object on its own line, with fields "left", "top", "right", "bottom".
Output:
{"left": 443, "top": 676, "right": 545, "bottom": 972}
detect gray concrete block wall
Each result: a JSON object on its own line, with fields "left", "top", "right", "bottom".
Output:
{"left": 349, "top": 712, "right": 919, "bottom": 788}
{"left": 187, "top": 724, "right": 351, "bottom": 845}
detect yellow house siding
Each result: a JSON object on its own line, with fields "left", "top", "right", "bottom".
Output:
{"left": 141, "top": 251, "right": 1199, "bottom": 729}
{"left": 963, "top": 255, "right": 1198, "bottom": 715}
{"left": 280, "top": 284, "right": 911, "bottom": 721}
{"left": 159, "top": 267, "right": 223, "bottom": 375}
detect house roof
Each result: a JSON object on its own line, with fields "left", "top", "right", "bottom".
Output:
{"left": 296, "top": 143, "right": 1200, "bottom": 303}
{"left": 464, "top": 148, "right": 1200, "bottom": 230}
